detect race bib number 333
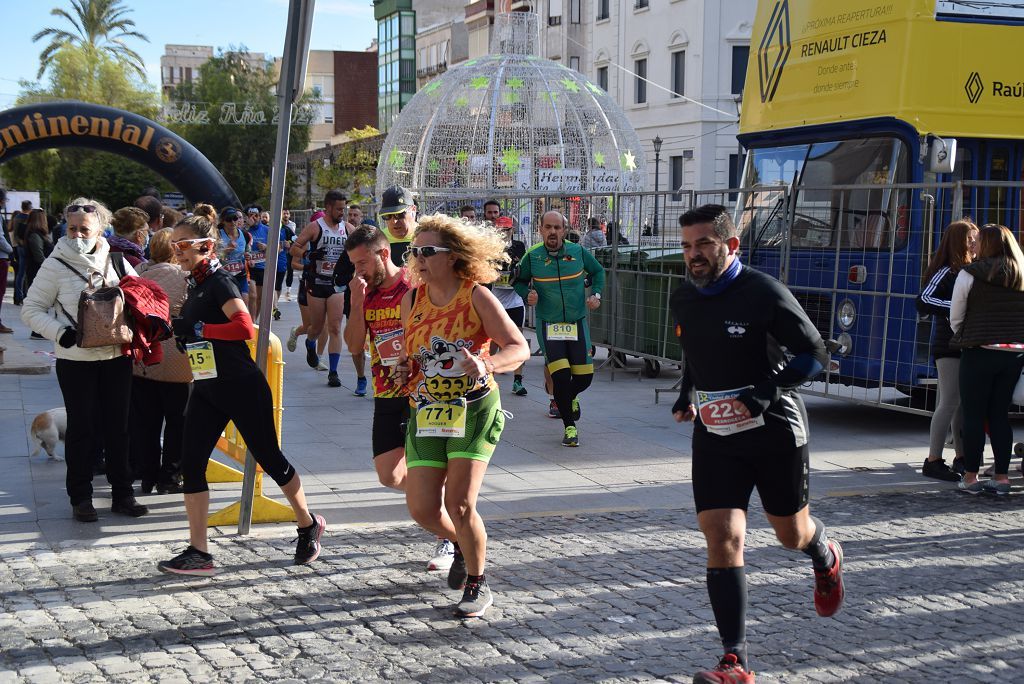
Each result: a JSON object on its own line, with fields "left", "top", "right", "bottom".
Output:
{"left": 416, "top": 399, "right": 467, "bottom": 438}
{"left": 696, "top": 387, "right": 764, "bottom": 436}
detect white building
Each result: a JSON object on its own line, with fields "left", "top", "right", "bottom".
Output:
{"left": 534, "top": 0, "right": 756, "bottom": 194}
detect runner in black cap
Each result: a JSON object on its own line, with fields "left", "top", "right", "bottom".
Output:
{"left": 378, "top": 186, "right": 415, "bottom": 266}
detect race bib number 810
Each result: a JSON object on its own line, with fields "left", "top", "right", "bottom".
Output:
{"left": 546, "top": 322, "right": 578, "bottom": 341}
{"left": 696, "top": 387, "right": 764, "bottom": 436}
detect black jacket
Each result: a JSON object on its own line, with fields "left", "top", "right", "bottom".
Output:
{"left": 955, "top": 258, "right": 1024, "bottom": 348}
{"left": 916, "top": 266, "right": 960, "bottom": 359}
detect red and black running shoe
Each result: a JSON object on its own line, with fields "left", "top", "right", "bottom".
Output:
{"left": 693, "top": 653, "right": 755, "bottom": 683}
{"left": 158, "top": 546, "right": 215, "bottom": 577}
{"left": 814, "top": 539, "right": 845, "bottom": 617}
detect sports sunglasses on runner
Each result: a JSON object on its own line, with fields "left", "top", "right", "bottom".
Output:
{"left": 171, "top": 238, "right": 214, "bottom": 253}
{"left": 405, "top": 245, "right": 452, "bottom": 260}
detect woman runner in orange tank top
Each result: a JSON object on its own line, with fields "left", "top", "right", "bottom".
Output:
{"left": 395, "top": 213, "right": 530, "bottom": 619}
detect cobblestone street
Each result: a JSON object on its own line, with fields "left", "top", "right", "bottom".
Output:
{"left": 2, "top": 492, "right": 1023, "bottom": 683}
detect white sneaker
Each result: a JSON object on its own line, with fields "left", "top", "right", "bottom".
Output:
{"left": 427, "top": 538, "right": 455, "bottom": 571}
{"left": 287, "top": 326, "right": 298, "bottom": 353}
{"left": 317, "top": 360, "right": 329, "bottom": 372}
{"left": 284, "top": 289, "right": 292, "bottom": 302}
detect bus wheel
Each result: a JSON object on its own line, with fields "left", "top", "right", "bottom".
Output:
{"left": 642, "top": 359, "right": 661, "bottom": 378}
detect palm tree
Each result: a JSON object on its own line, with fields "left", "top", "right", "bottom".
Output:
{"left": 32, "top": 0, "right": 149, "bottom": 80}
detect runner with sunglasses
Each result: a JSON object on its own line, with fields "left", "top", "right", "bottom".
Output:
{"left": 378, "top": 186, "right": 415, "bottom": 266}
{"left": 395, "top": 214, "right": 530, "bottom": 618}
{"left": 513, "top": 210, "right": 605, "bottom": 447}
{"left": 158, "top": 215, "right": 326, "bottom": 576}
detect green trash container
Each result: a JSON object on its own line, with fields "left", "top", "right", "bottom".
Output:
{"left": 641, "top": 248, "right": 686, "bottom": 362}
{"left": 589, "top": 244, "right": 646, "bottom": 348}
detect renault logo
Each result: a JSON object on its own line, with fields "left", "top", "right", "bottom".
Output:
{"left": 758, "top": 0, "right": 792, "bottom": 103}
{"left": 965, "top": 71, "right": 983, "bottom": 104}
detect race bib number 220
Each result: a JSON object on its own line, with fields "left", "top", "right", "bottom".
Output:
{"left": 696, "top": 387, "right": 764, "bottom": 436}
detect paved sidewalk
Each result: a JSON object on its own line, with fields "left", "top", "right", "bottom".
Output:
{"left": 2, "top": 293, "right": 1023, "bottom": 681}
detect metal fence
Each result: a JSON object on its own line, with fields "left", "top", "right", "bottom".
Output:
{"left": 382, "top": 182, "right": 1024, "bottom": 415}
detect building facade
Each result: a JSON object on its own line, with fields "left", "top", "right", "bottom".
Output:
{"left": 304, "top": 50, "right": 380, "bottom": 149}
{"left": 415, "top": 19, "right": 469, "bottom": 90}
{"left": 160, "top": 45, "right": 214, "bottom": 96}
{"left": 534, "top": 0, "right": 756, "bottom": 194}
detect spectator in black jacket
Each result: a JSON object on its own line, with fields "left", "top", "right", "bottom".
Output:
{"left": 916, "top": 220, "right": 977, "bottom": 480}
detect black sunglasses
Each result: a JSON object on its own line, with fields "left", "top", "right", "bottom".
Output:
{"left": 66, "top": 204, "right": 97, "bottom": 214}
{"left": 404, "top": 245, "right": 452, "bottom": 261}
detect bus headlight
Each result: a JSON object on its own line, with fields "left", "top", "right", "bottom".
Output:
{"left": 837, "top": 299, "right": 856, "bottom": 330}
{"left": 836, "top": 333, "right": 853, "bottom": 356}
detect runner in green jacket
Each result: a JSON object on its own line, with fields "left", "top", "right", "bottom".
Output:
{"left": 514, "top": 210, "right": 605, "bottom": 446}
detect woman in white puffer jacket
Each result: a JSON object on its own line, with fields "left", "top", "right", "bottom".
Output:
{"left": 21, "top": 197, "right": 149, "bottom": 523}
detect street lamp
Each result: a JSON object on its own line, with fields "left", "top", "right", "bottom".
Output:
{"left": 652, "top": 135, "right": 663, "bottom": 235}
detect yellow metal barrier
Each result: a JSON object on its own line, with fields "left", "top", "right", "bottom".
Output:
{"left": 206, "top": 327, "right": 295, "bottom": 526}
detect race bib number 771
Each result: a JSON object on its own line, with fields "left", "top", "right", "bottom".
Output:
{"left": 695, "top": 387, "right": 764, "bottom": 436}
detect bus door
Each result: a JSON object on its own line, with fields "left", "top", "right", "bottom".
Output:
{"left": 946, "top": 140, "right": 1023, "bottom": 229}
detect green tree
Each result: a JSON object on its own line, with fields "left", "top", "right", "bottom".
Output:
{"left": 169, "top": 48, "right": 313, "bottom": 207}
{"left": 32, "top": 0, "right": 148, "bottom": 81}
{"left": 2, "top": 44, "right": 163, "bottom": 210}
{"left": 314, "top": 126, "right": 382, "bottom": 205}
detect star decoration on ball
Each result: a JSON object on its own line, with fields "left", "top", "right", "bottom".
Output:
{"left": 506, "top": 77, "right": 525, "bottom": 91}
{"left": 455, "top": 150, "right": 469, "bottom": 164}
{"left": 593, "top": 151, "right": 607, "bottom": 167}
{"left": 501, "top": 147, "right": 523, "bottom": 175}
{"left": 422, "top": 80, "right": 442, "bottom": 95}
{"left": 454, "top": 96, "right": 469, "bottom": 108}
{"left": 621, "top": 150, "right": 638, "bottom": 171}
{"left": 471, "top": 77, "right": 491, "bottom": 90}
{"left": 561, "top": 78, "right": 580, "bottom": 93}
{"left": 587, "top": 82, "right": 604, "bottom": 95}
{"left": 427, "top": 159, "right": 441, "bottom": 173}
{"left": 388, "top": 149, "right": 406, "bottom": 169}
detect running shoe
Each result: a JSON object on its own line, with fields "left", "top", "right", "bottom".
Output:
{"left": 306, "top": 344, "right": 320, "bottom": 369}
{"left": 284, "top": 289, "right": 292, "bottom": 302}
{"left": 354, "top": 377, "right": 368, "bottom": 397}
{"left": 571, "top": 397, "right": 581, "bottom": 421}
{"left": 951, "top": 457, "right": 966, "bottom": 476}
{"left": 512, "top": 379, "right": 528, "bottom": 396}
{"left": 447, "top": 547, "right": 468, "bottom": 590}
{"left": 813, "top": 540, "right": 844, "bottom": 618}
{"left": 692, "top": 653, "right": 755, "bottom": 683}
{"left": 272, "top": 307, "right": 281, "bottom": 321}
{"left": 287, "top": 327, "right": 298, "bottom": 353}
{"left": 427, "top": 539, "right": 455, "bottom": 571}
{"left": 547, "top": 400, "right": 561, "bottom": 419}
{"left": 957, "top": 479, "right": 985, "bottom": 495}
{"left": 982, "top": 480, "right": 1011, "bottom": 496}
{"left": 983, "top": 464, "right": 995, "bottom": 477}
{"left": 455, "top": 580, "right": 493, "bottom": 618}
{"left": 562, "top": 425, "right": 579, "bottom": 447}
{"left": 294, "top": 513, "right": 327, "bottom": 565}
{"left": 922, "top": 458, "right": 960, "bottom": 482}
{"left": 327, "top": 372, "right": 341, "bottom": 388}
{"left": 317, "top": 360, "right": 329, "bottom": 372}
{"left": 158, "top": 546, "right": 215, "bottom": 577}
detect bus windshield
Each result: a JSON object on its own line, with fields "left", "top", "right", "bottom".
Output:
{"left": 738, "top": 137, "right": 910, "bottom": 250}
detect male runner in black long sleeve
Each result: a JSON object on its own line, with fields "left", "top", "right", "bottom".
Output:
{"left": 669, "top": 205, "right": 844, "bottom": 683}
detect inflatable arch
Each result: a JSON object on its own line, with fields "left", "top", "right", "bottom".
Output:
{"left": 0, "top": 101, "right": 240, "bottom": 209}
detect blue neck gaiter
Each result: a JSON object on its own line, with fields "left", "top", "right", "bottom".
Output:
{"left": 696, "top": 257, "right": 742, "bottom": 296}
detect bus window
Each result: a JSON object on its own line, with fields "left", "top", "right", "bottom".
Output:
{"left": 985, "top": 147, "right": 1009, "bottom": 225}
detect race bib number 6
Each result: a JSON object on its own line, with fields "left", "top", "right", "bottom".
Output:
{"left": 416, "top": 399, "right": 467, "bottom": 438}
{"left": 374, "top": 328, "right": 404, "bottom": 366}
{"left": 546, "top": 322, "right": 578, "bottom": 341}
{"left": 696, "top": 387, "right": 764, "bottom": 436}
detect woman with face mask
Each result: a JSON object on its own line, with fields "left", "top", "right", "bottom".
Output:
{"left": 21, "top": 197, "right": 149, "bottom": 523}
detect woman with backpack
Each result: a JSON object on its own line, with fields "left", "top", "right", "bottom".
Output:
{"left": 21, "top": 197, "right": 149, "bottom": 522}
{"left": 950, "top": 224, "right": 1024, "bottom": 495}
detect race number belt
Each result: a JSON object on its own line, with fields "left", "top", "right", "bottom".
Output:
{"left": 546, "top": 322, "right": 578, "bottom": 341}
{"left": 249, "top": 250, "right": 266, "bottom": 267}
{"left": 494, "top": 272, "right": 511, "bottom": 287}
{"left": 223, "top": 260, "right": 244, "bottom": 274}
{"left": 186, "top": 341, "right": 218, "bottom": 381}
{"left": 316, "top": 259, "right": 337, "bottom": 277}
{"left": 695, "top": 386, "right": 764, "bottom": 436}
{"left": 416, "top": 398, "right": 467, "bottom": 438}
{"left": 374, "top": 328, "right": 404, "bottom": 366}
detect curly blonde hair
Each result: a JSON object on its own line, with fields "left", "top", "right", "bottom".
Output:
{"left": 193, "top": 203, "right": 217, "bottom": 222}
{"left": 408, "top": 213, "right": 510, "bottom": 285}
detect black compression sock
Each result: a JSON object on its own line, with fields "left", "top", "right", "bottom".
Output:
{"left": 514, "top": 374, "right": 523, "bottom": 382}
{"left": 707, "top": 567, "right": 748, "bottom": 670}
{"left": 466, "top": 573, "right": 485, "bottom": 584}
{"left": 802, "top": 516, "right": 835, "bottom": 571}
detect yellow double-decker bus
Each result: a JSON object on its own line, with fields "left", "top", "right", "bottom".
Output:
{"left": 738, "top": 0, "right": 1024, "bottom": 407}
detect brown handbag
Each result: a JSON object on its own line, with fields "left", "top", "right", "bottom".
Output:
{"left": 55, "top": 254, "right": 134, "bottom": 348}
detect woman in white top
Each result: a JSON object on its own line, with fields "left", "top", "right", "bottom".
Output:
{"left": 21, "top": 197, "right": 149, "bottom": 523}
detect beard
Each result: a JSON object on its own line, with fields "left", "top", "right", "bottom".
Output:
{"left": 685, "top": 245, "right": 729, "bottom": 288}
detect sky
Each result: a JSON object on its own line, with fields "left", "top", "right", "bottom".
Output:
{"left": 0, "top": 0, "right": 378, "bottom": 108}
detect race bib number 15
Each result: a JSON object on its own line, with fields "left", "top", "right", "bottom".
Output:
{"left": 696, "top": 387, "right": 764, "bottom": 436}
{"left": 186, "top": 341, "right": 218, "bottom": 381}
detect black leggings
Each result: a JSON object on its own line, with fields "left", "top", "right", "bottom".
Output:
{"left": 56, "top": 356, "right": 134, "bottom": 504}
{"left": 181, "top": 368, "right": 296, "bottom": 494}
{"left": 129, "top": 376, "right": 189, "bottom": 485}
{"left": 959, "top": 347, "right": 1024, "bottom": 475}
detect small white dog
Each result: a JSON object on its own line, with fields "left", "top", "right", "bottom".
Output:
{"left": 30, "top": 407, "right": 67, "bottom": 461}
